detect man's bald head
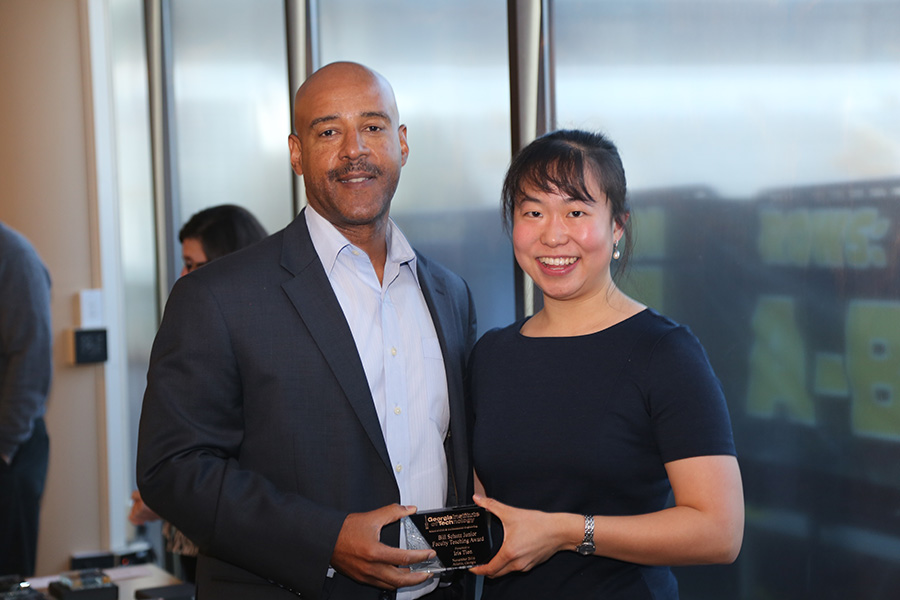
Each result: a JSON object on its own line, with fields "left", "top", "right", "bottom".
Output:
{"left": 292, "top": 62, "right": 400, "bottom": 135}
{"left": 286, "top": 61, "right": 409, "bottom": 249}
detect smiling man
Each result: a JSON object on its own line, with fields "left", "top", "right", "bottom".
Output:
{"left": 138, "top": 62, "right": 477, "bottom": 600}
{"left": 288, "top": 64, "right": 407, "bottom": 271}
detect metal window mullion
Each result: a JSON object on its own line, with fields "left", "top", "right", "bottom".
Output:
{"left": 509, "top": 0, "right": 551, "bottom": 318}
{"left": 145, "top": 0, "right": 181, "bottom": 316}
{"left": 285, "top": 0, "right": 318, "bottom": 214}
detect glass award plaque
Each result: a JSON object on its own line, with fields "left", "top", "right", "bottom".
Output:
{"left": 403, "top": 505, "right": 499, "bottom": 573}
{"left": 48, "top": 569, "right": 117, "bottom": 600}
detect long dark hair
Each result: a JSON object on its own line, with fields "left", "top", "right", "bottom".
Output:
{"left": 501, "top": 129, "right": 632, "bottom": 275}
{"left": 179, "top": 204, "right": 268, "bottom": 261}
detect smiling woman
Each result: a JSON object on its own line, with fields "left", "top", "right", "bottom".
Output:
{"left": 468, "top": 129, "right": 744, "bottom": 600}
{"left": 503, "top": 130, "right": 632, "bottom": 327}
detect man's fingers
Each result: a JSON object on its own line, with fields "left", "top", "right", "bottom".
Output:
{"left": 352, "top": 551, "right": 435, "bottom": 589}
{"left": 374, "top": 503, "right": 418, "bottom": 525}
{"left": 396, "top": 548, "right": 437, "bottom": 567}
{"left": 366, "top": 540, "right": 435, "bottom": 567}
{"left": 332, "top": 506, "right": 438, "bottom": 589}
{"left": 367, "top": 565, "right": 433, "bottom": 590}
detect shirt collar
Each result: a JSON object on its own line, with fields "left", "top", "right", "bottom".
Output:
{"left": 304, "top": 205, "right": 420, "bottom": 286}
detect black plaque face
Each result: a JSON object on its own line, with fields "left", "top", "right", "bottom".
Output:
{"left": 403, "top": 505, "right": 498, "bottom": 572}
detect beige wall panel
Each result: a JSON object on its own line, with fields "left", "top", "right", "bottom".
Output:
{"left": 0, "top": 0, "right": 105, "bottom": 576}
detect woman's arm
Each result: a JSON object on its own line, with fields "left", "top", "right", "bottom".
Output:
{"left": 593, "top": 455, "right": 743, "bottom": 565}
{"left": 470, "top": 455, "right": 743, "bottom": 578}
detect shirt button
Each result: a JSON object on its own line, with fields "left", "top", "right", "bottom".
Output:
{"left": 394, "top": 406, "right": 402, "bottom": 415}
{"left": 351, "top": 249, "right": 360, "bottom": 256}
{"left": 395, "top": 464, "right": 403, "bottom": 473}
{"left": 390, "top": 347, "right": 397, "bottom": 356}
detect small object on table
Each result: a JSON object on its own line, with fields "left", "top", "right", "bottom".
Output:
{"left": 0, "top": 574, "right": 47, "bottom": 599}
{"left": 47, "top": 569, "right": 117, "bottom": 600}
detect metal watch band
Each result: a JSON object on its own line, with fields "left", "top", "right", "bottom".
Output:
{"left": 575, "top": 514, "right": 596, "bottom": 555}
{"left": 583, "top": 514, "right": 595, "bottom": 545}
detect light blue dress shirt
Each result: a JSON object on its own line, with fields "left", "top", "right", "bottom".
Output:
{"left": 305, "top": 206, "right": 449, "bottom": 599}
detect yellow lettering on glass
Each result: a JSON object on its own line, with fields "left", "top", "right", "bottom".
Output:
{"left": 847, "top": 300, "right": 900, "bottom": 440}
{"left": 810, "top": 209, "right": 849, "bottom": 268}
{"left": 758, "top": 207, "right": 889, "bottom": 268}
{"left": 845, "top": 208, "right": 889, "bottom": 268}
{"left": 758, "top": 209, "right": 812, "bottom": 266}
{"left": 747, "top": 296, "right": 815, "bottom": 423}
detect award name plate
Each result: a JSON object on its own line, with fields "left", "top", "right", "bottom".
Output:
{"left": 403, "top": 505, "right": 498, "bottom": 573}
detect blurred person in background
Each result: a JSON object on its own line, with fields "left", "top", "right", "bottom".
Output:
{"left": 0, "top": 221, "right": 52, "bottom": 578}
{"left": 176, "top": 204, "right": 269, "bottom": 277}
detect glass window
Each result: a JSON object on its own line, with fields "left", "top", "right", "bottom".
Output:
{"left": 318, "top": 0, "right": 515, "bottom": 335}
{"left": 167, "top": 0, "right": 294, "bottom": 257}
{"left": 555, "top": 1, "right": 900, "bottom": 598}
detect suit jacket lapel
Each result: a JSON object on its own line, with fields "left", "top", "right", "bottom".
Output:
{"left": 417, "top": 262, "right": 460, "bottom": 399}
{"left": 417, "top": 257, "right": 468, "bottom": 506}
{"left": 278, "top": 212, "right": 393, "bottom": 473}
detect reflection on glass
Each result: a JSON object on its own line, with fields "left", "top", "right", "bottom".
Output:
{"left": 168, "top": 0, "right": 294, "bottom": 239}
{"left": 555, "top": 1, "right": 900, "bottom": 598}
{"left": 318, "top": 0, "right": 514, "bottom": 335}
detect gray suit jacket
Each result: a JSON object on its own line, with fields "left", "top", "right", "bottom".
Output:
{"left": 137, "top": 211, "right": 477, "bottom": 599}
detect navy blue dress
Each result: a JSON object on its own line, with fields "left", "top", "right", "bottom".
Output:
{"left": 470, "top": 309, "right": 736, "bottom": 599}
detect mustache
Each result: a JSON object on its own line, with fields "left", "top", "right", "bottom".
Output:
{"left": 329, "top": 160, "right": 383, "bottom": 180}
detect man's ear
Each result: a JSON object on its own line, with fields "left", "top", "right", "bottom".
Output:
{"left": 288, "top": 134, "right": 303, "bottom": 176}
{"left": 398, "top": 124, "right": 409, "bottom": 167}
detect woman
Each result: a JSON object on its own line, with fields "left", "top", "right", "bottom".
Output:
{"left": 177, "top": 204, "right": 269, "bottom": 276}
{"left": 468, "top": 130, "right": 743, "bottom": 598}
{"left": 130, "top": 203, "right": 267, "bottom": 582}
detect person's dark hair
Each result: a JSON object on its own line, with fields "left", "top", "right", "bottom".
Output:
{"left": 178, "top": 204, "right": 268, "bottom": 261}
{"left": 501, "top": 129, "right": 632, "bottom": 275}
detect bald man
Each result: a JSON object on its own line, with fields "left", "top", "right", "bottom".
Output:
{"left": 138, "top": 62, "right": 476, "bottom": 600}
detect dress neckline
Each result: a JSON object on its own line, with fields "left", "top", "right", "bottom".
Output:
{"left": 516, "top": 307, "right": 650, "bottom": 340}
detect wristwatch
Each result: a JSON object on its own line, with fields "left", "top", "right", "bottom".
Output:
{"left": 576, "top": 515, "right": 595, "bottom": 555}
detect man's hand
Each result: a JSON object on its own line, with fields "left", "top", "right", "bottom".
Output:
{"left": 0, "top": 452, "right": 10, "bottom": 467}
{"left": 331, "top": 504, "right": 436, "bottom": 590}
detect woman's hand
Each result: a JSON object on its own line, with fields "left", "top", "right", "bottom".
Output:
{"left": 129, "top": 490, "right": 161, "bottom": 526}
{"left": 469, "top": 494, "right": 577, "bottom": 578}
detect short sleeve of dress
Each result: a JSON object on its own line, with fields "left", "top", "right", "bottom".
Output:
{"left": 643, "top": 325, "right": 737, "bottom": 463}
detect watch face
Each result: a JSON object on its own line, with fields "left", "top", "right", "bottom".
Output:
{"left": 576, "top": 543, "right": 595, "bottom": 556}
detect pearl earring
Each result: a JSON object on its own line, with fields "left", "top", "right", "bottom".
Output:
{"left": 612, "top": 239, "right": 621, "bottom": 260}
